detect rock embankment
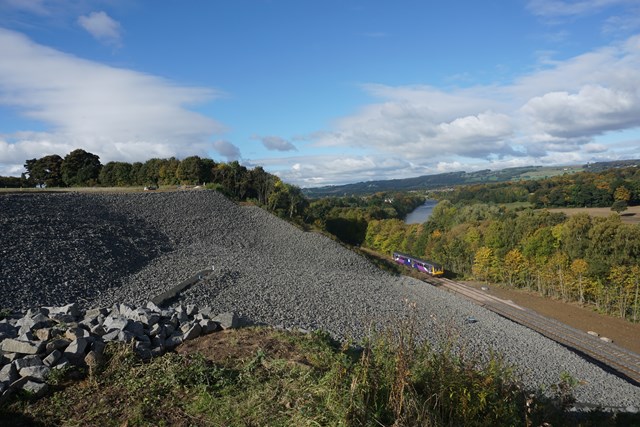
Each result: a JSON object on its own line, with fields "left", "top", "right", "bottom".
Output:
{"left": 1, "top": 191, "right": 639, "bottom": 409}
{"left": 0, "top": 301, "right": 240, "bottom": 401}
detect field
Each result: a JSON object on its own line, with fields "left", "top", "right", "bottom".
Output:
{"left": 516, "top": 165, "right": 583, "bottom": 180}
{"left": 548, "top": 205, "right": 640, "bottom": 224}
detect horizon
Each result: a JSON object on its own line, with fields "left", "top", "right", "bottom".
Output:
{"left": 1, "top": 1, "right": 640, "bottom": 187}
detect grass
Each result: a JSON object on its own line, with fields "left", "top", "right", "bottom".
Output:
{"left": 2, "top": 325, "right": 634, "bottom": 426}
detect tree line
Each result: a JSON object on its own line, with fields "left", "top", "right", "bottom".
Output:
{"left": 365, "top": 200, "right": 640, "bottom": 322}
{"left": 3, "top": 149, "right": 307, "bottom": 221}
{"left": 442, "top": 166, "right": 640, "bottom": 211}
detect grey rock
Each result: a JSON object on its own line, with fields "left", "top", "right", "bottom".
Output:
{"left": 65, "top": 327, "right": 90, "bottom": 340}
{"left": 0, "top": 338, "right": 43, "bottom": 355}
{"left": 164, "top": 334, "right": 183, "bottom": 349}
{"left": 102, "top": 330, "right": 120, "bottom": 342}
{"left": 0, "top": 363, "right": 18, "bottom": 384}
{"left": 35, "top": 328, "right": 52, "bottom": 341}
{"left": 186, "top": 304, "right": 198, "bottom": 316}
{"left": 124, "top": 320, "right": 145, "bottom": 337}
{"left": 14, "top": 355, "right": 43, "bottom": 370}
{"left": 50, "top": 313, "right": 76, "bottom": 324}
{"left": 85, "top": 308, "right": 108, "bottom": 319}
{"left": 45, "top": 338, "right": 70, "bottom": 353}
{"left": 182, "top": 323, "right": 202, "bottom": 341}
{"left": 43, "top": 350, "right": 62, "bottom": 367}
{"left": 64, "top": 338, "right": 88, "bottom": 360}
{"left": 53, "top": 358, "right": 70, "bottom": 370}
{"left": 17, "top": 331, "right": 36, "bottom": 342}
{"left": 91, "top": 341, "right": 106, "bottom": 356}
{"left": 162, "top": 323, "right": 175, "bottom": 337}
{"left": 149, "top": 323, "right": 162, "bottom": 337}
{"left": 199, "top": 319, "right": 219, "bottom": 334}
{"left": 2, "top": 352, "right": 19, "bottom": 363}
{"left": 117, "top": 330, "right": 135, "bottom": 343}
{"left": 19, "top": 365, "right": 50, "bottom": 381}
{"left": 198, "top": 306, "right": 214, "bottom": 318}
{"left": 212, "top": 312, "right": 239, "bottom": 330}
{"left": 103, "top": 316, "right": 130, "bottom": 332}
{"left": 90, "top": 324, "right": 107, "bottom": 336}
{"left": 134, "top": 342, "right": 152, "bottom": 359}
{"left": 21, "top": 380, "right": 48, "bottom": 397}
{"left": 146, "top": 301, "right": 161, "bottom": 313}
{"left": 0, "top": 322, "right": 17, "bottom": 338}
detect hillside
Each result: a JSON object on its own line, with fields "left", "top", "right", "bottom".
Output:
{"left": 1, "top": 191, "right": 639, "bottom": 408}
{"left": 303, "top": 159, "right": 640, "bottom": 197}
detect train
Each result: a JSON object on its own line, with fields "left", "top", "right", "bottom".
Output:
{"left": 393, "top": 252, "right": 444, "bottom": 276}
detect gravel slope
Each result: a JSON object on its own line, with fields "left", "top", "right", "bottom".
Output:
{"left": 1, "top": 191, "right": 639, "bottom": 409}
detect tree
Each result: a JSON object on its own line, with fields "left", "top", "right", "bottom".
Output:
{"left": 472, "top": 246, "right": 497, "bottom": 283}
{"left": 613, "top": 186, "right": 631, "bottom": 203}
{"left": 99, "top": 162, "right": 133, "bottom": 186}
{"left": 176, "top": 156, "right": 204, "bottom": 184}
{"left": 570, "top": 259, "right": 588, "bottom": 304}
{"left": 61, "top": 149, "right": 102, "bottom": 186}
{"left": 503, "top": 248, "right": 527, "bottom": 287}
{"left": 611, "top": 200, "right": 628, "bottom": 213}
{"left": 24, "top": 155, "right": 63, "bottom": 187}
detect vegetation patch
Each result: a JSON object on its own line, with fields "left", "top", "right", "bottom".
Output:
{"left": 3, "top": 326, "right": 634, "bottom": 426}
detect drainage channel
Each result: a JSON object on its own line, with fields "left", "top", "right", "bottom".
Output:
{"left": 151, "top": 268, "right": 215, "bottom": 307}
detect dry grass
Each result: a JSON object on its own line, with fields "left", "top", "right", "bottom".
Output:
{"left": 548, "top": 206, "right": 640, "bottom": 224}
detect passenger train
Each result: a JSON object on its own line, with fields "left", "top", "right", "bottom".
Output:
{"left": 393, "top": 252, "right": 444, "bottom": 276}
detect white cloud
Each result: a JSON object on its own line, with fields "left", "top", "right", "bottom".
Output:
{"left": 0, "top": 28, "right": 225, "bottom": 175}
{"left": 78, "top": 11, "right": 122, "bottom": 47}
{"left": 521, "top": 85, "right": 640, "bottom": 138}
{"left": 307, "top": 35, "right": 640, "bottom": 171}
{"left": 526, "top": 0, "right": 632, "bottom": 18}
{"left": 255, "top": 135, "right": 297, "bottom": 152}
{"left": 212, "top": 140, "right": 241, "bottom": 161}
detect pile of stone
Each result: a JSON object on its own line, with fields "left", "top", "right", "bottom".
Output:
{"left": 0, "top": 302, "right": 239, "bottom": 402}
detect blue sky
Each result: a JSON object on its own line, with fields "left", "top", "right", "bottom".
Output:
{"left": 1, "top": 0, "right": 639, "bottom": 186}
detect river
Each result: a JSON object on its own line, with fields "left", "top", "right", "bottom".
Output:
{"left": 404, "top": 199, "right": 438, "bottom": 224}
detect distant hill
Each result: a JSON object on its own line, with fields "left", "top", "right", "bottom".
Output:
{"left": 302, "top": 160, "right": 639, "bottom": 197}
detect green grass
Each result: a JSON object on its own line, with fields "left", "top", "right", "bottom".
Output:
{"left": 1, "top": 326, "right": 636, "bottom": 426}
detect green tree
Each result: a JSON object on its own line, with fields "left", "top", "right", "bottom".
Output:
{"left": 611, "top": 200, "right": 628, "bottom": 213}
{"left": 24, "top": 155, "right": 64, "bottom": 187}
{"left": 176, "top": 156, "right": 205, "bottom": 184}
{"left": 61, "top": 149, "right": 102, "bottom": 186}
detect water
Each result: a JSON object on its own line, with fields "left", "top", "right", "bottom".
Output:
{"left": 404, "top": 199, "right": 438, "bottom": 224}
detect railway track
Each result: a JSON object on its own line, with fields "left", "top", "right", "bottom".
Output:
{"left": 426, "top": 276, "right": 640, "bottom": 386}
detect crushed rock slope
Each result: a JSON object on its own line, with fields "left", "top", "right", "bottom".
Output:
{"left": 1, "top": 191, "right": 639, "bottom": 409}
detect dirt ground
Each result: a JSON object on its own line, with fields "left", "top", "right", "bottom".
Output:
{"left": 463, "top": 281, "right": 640, "bottom": 354}
{"left": 548, "top": 205, "right": 640, "bottom": 224}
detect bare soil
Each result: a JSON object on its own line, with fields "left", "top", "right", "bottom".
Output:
{"left": 463, "top": 281, "right": 640, "bottom": 354}
{"left": 176, "top": 327, "right": 311, "bottom": 366}
{"left": 548, "top": 205, "right": 640, "bottom": 224}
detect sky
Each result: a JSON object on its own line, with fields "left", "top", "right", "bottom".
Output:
{"left": 1, "top": 0, "right": 639, "bottom": 187}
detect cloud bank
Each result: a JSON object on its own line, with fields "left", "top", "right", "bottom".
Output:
{"left": 0, "top": 28, "right": 224, "bottom": 175}
{"left": 269, "top": 35, "right": 640, "bottom": 186}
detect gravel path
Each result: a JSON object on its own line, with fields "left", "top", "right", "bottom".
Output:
{"left": 1, "top": 191, "right": 639, "bottom": 409}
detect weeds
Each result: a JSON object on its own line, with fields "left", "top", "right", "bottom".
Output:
{"left": 2, "top": 325, "right": 633, "bottom": 426}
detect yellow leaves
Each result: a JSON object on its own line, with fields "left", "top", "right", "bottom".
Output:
{"left": 613, "top": 186, "right": 631, "bottom": 202}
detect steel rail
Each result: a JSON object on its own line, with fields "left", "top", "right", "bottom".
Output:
{"left": 425, "top": 276, "right": 640, "bottom": 386}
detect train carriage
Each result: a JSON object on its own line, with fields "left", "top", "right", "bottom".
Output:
{"left": 393, "top": 252, "right": 444, "bottom": 276}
